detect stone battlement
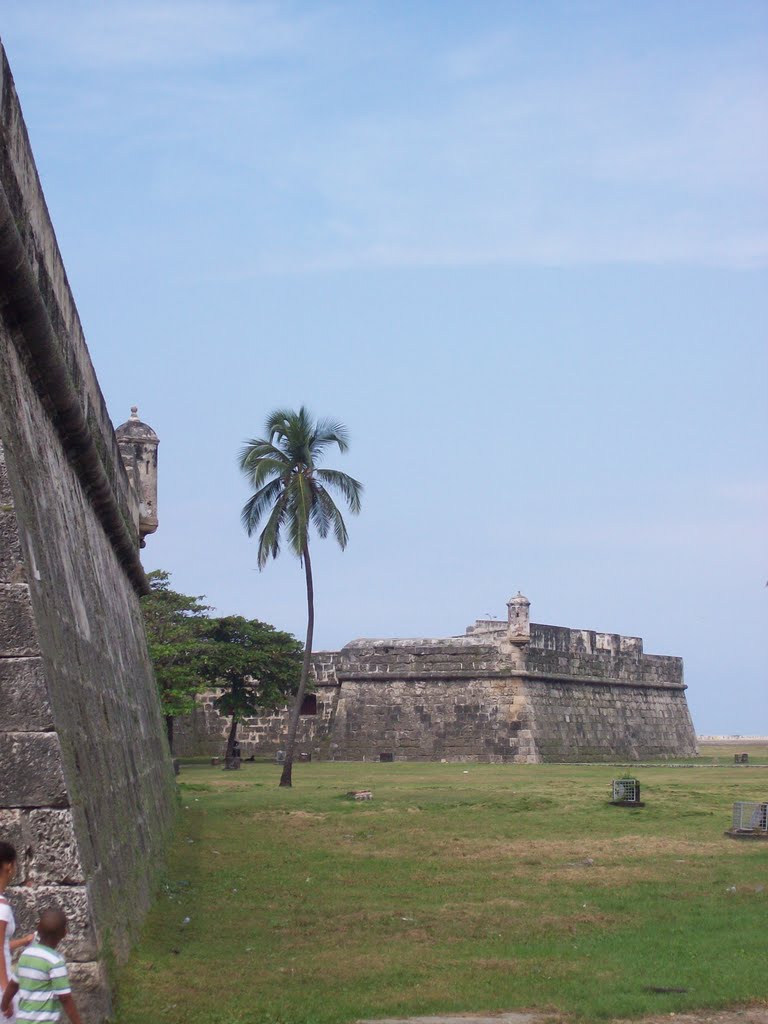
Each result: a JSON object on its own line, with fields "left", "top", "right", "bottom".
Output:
{"left": 468, "top": 618, "right": 644, "bottom": 655}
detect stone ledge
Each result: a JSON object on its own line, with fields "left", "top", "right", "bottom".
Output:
{"left": 336, "top": 671, "right": 511, "bottom": 682}
{"left": 335, "top": 669, "right": 686, "bottom": 690}
{"left": 522, "top": 671, "right": 687, "bottom": 691}
{"left": 0, "top": 68, "right": 147, "bottom": 595}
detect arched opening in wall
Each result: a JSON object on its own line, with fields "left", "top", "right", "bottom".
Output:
{"left": 300, "top": 694, "right": 317, "bottom": 716}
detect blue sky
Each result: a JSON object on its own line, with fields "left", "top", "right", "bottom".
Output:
{"left": 2, "top": 1, "right": 766, "bottom": 733}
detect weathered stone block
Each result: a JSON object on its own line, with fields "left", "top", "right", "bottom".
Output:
{"left": 0, "top": 583, "right": 39, "bottom": 656}
{"left": 0, "top": 446, "right": 13, "bottom": 507}
{"left": 0, "top": 508, "right": 24, "bottom": 583}
{"left": 28, "top": 809, "right": 84, "bottom": 884}
{"left": 0, "top": 657, "right": 53, "bottom": 730}
{"left": 11, "top": 884, "right": 97, "bottom": 961}
{"left": 68, "top": 961, "right": 112, "bottom": 1022}
{"left": 0, "top": 809, "right": 27, "bottom": 881}
{"left": 0, "top": 733, "right": 68, "bottom": 807}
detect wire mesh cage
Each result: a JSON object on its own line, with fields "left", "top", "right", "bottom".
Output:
{"left": 612, "top": 778, "right": 640, "bottom": 803}
{"left": 731, "top": 801, "right": 768, "bottom": 833}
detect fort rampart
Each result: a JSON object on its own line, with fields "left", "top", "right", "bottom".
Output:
{"left": 0, "top": 47, "right": 176, "bottom": 1022}
{"left": 176, "top": 600, "right": 697, "bottom": 764}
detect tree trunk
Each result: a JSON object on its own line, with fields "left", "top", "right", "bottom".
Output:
{"left": 166, "top": 714, "right": 174, "bottom": 754}
{"left": 279, "top": 542, "right": 314, "bottom": 787}
{"left": 226, "top": 715, "right": 239, "bottom": 759}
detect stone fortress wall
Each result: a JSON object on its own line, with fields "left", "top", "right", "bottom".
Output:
{"left": 176, "top": 650, "right": 343, "bottom": 759}
{"left": 176, "top": 595, "right": 697, "bottom": 764}
{"left": 0, "top": 46, "right": 176, "bottom": 1022}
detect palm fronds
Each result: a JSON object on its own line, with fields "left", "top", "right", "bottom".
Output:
{"left": 239, "top": 407, "right": 362, "bottom": 567}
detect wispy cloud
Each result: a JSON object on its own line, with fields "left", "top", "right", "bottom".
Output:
{"left": 2, "top": 0, "right": 314, "bottom": 68}
{"left": 3, "top": 1, "right": 766, "bottom": 271}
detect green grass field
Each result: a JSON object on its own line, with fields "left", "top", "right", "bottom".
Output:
{"left": 113, "top": 761, "right": 768, "bottom": 1024}
{"left": 695, "top": 741, "right": 768, "bottom": 766}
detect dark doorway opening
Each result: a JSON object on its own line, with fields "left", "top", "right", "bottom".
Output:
{"left": 300, "top": 693, "right": 317, "bottom": 716}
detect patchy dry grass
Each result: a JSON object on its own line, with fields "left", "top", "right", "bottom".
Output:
{"left": 113, "top": 762, "right": 768, "bottom": 1024}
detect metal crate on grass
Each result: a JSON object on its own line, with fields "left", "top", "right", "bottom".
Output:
{"left": 611, "top": 777, "right": 642, "bottom": 805}
{"left": 731, "top": 801, "right": 768, "bottom": 834}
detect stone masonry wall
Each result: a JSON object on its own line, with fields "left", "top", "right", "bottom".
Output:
{"left": 173, "top": 684, "right": 341, "bottom": 760}
{"left": 526, "top": 623, "right": 683, "bottom": 687}
{"left": 173, "top": 651, "right": 344, "bottom": 760}
{"left": 328, "top": 637, "right": 537, "bottom": 762}
{"left": 330, "top": 677, "right": 536, "bottom": 762}
{"left": 172, "top": 617, "right": 696, "bottom": 764}
{"left": 520, "top": 678, "right": 697, "bottom": 762}
{"left": 0, "top": 48, "right": 176, "bottom": 1022}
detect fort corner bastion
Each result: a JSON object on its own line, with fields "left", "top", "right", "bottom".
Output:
{"left": 177, "top": 592, "right": 698, "bottom": 764}
{"left": 0, "top": 45, "right": 175, "bottom": 1021}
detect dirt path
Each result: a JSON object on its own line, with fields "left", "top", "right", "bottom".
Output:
{"left": 358, "top": 1007, "right": 768, "bottom": 1024}
{"left": 611, "top": 1010, "right": 768, "bottom": 1024}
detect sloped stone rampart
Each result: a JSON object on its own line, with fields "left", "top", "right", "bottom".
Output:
{"left": 0, "top": 48, "right": 176, "bottom": 1022}
{"left": 520, "top": 677, "right": 696, "bottom": 762}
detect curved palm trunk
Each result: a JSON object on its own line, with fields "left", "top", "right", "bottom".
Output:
{"left": 279, "top": 543, "right": 314, "bottom": 787}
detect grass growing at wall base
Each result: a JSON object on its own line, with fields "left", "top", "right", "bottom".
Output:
{"left": 113, "top": 763, "right": 768, "bottom": 1023}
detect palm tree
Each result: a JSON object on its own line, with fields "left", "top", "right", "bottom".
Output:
{"left": 239, "top": 406, "right": 363, "bottom": 787}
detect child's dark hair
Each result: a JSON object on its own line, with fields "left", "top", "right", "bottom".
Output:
{"left": 0, "top": 842, "right": 17, "bottom": 866}
{"left": 38, "top": 908, "right": 67, "bottom": 945}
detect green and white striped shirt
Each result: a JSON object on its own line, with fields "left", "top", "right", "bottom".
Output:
{"left": 15, "top": 943, "right": 71, "bottom": 1022}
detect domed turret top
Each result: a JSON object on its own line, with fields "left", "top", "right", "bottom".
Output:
{"left": 115, "top": 406, "right": 158, "bottom": 442}
{"left": 507, "top": 591, "right": 530, "bottom": 606}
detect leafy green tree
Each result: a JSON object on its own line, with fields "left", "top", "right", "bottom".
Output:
{"left": 201, "top": 616, "right": 303, "bottom": 759}
{"left": 239, "top": 406, "right": 363, "bottom": 786}
{"left": 141, "top": 570, "right": 211, "bottom": 752}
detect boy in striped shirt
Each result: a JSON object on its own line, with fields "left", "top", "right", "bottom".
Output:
{"left": 0, "top": 909, "right": 82, "bottom": 1023}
